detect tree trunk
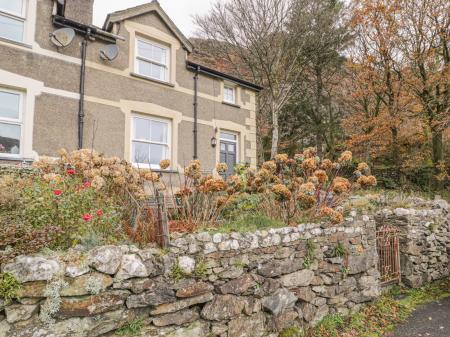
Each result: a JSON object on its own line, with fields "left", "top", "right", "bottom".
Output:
{"left": 270, "top": 106, "right": 279, "bottom": 159}
{"left": 316, "top": 131, "right": 323, "bottom": 158}
{"left": 432, "top": 129, "right": 443, "bottom": 165}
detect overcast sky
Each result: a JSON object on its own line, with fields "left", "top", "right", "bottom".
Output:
{"left": 93, "top": 0, "right": 216, "bottom": 37}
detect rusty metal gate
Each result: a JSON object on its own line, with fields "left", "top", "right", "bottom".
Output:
{"left": 376, "top": 225, "right": 401, "bottom": 285}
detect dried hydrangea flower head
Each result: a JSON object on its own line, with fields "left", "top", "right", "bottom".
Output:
{"left": 303, "top": 147, "right": 317, "bottom": 159}
{"left": 338, "top": 150, "right": 352, "bottom": 163}
{"left": 271, "top": 184, "right": 292, "bottom": 201}
{"left": 314, "top": 169, "right": 328, "bottom": 184}
{"left": 357, "top": 162, "right": 370, "bottom": 174}
{"left": 357, "top": 175, "right": 377, "bottom": 187}
{"left": 159, "top": 159, "right": 171, "bottom": 170}
{"left": 274, "top": 153, "right": 289, "bottom": 164}
{"left": 216, "top": 162, "right": 228, "bottom": 174}
{"left": 332, "top": 177, "right": 351, "bottom": 194}
{"left": 262, "top": 160, "right": 277, "bottom": 173}
{"left": 320, "top": 159, "right": 333, "bottom": 170}
{"left": 184, "top": 160, "right": 202, "bottom": 179}
{"left": 302, "top": 157, "right": 317, "bottom": 171}
{"left": 319, "top": 206, "right": 344, "bottom": 224}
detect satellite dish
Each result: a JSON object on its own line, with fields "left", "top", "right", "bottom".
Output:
{"left": 100, "top": 44, "right": 119, "bottom": 61}
{"left": 50, "top": 28, "right": 75, "bottom": 48}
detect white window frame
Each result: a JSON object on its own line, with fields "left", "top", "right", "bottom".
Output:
{"left": 134, "top": 37, "right": 170, "bottom": 83}
{"left": 131, "top": 115, "right": 172, "bottom": 169}
{"left": 219, "top": 130, "right": 239, "bottom": 163}
{"left": 0, "top": 0, "right": 27, "bottom": 43}
{"left": 223, "top": 85, "right": 236, "bottom": 104}
{"left": 0, "top": 88, "right": 24, "bottom": 158}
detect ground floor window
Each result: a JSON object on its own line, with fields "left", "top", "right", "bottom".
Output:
{"left": 219, "top": 131, "right": 238, "bottom": 177}
{"left": 0, "top": 88, "right": 23, "bottom": 157}
{"left": 131, "top": 115, "right": 171, "bottom": 169}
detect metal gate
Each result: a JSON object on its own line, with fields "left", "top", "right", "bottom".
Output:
{"left": 376, "top": 225, "right": 401, "bottom": 285}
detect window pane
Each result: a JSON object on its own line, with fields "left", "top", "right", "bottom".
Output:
{"left": 137, "top": 40, "right": 152, "bottom": 60}
{"left": 0, "top": 123, "right": 20, "bottom": 155}
{"left": 151, "top": 63, "right": 165, "bottom": 81}
{"left": 152, "top": 45, "right": 166, "bottom": 64}
{"left": 0, "top": 15, "right": 24, "bottom": 42}
{"left": 0, "top": 0, "right": 23, "bottom": 15}
{"left": 132, "top": 141, "right": 150, "bottom": 164}
{"left": 137, "top": 59, "right": 152, "bottom": 77}
{"left": 220, "top": 132, "right": 237, "bottom": 141}
{"left": 224, "top": 87, "right": 235, "bottom": 103}
{"left": 133, "top": 118, "right": 151, "bottom": 141}
{"left": 227, "top": 144, "right": 235, "bottom": 153}
{"left": 149, "top": 144, "right": 168, "bottom": 165}
{"left": 0, "top": 91, "right": 20, "bottom": 119}
{"left": 150, "top": 120, "right": 168, "bottom": 143}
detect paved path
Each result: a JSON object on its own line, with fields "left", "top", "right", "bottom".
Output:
{"left": 391, "top": 297, "right": 450, "bottom": 337}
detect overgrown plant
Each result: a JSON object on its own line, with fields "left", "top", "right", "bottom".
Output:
{"left": 0, "top": 272, "right": 21, "bottom": 304}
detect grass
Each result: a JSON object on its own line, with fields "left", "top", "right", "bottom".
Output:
{"left": 0, "top": 272, "right": 21, "bottom": 304}
{"left": 201, "top": 213, "right": 285, "bottom": 233}
{"left": 304, "top": 277, "right": 450, "bottom": 337}
{"left": 115, "top": 318, "right": 145, "bottom": 336}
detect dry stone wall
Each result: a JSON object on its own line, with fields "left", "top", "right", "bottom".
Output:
{"left": 0, "top": 217, "right": 380, "bottom": 337}
{"left": 375, "top": 198, "right": 450, "bottom": 288}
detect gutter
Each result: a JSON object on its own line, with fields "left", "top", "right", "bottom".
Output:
{"left": 186, "top": 61, "right": 263, "bottom": 92}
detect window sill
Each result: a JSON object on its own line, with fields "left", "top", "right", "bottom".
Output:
{"left": 0, "top": 156, "right": 33, "bottom": 163}
{"left": 0, "top": 36, "right": 32, "bottom": 49}
{"left": 222, "top": 101, "right": 241, "bottom": 109}
{"left": 130, "top": 72, "right": 175, "bottom": 88}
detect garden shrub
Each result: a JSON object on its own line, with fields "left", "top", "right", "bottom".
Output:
{"left": 0, "top": 272, "right": 21, "bottom": 304}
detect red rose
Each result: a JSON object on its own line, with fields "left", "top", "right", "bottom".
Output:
{"left": 66, "top": 169, "right": 76, "bottom": 175}
{"left": 53, "top": 189, "right": 62, "bottom": 196}
{"left": 82, "top": 214, "right": 93, "bottom": 222}
{"left": 96, "top": 209, "right": 103, "bottom": 217}
{"left": 83, "top": 181, "right": 91, "bottom": 188}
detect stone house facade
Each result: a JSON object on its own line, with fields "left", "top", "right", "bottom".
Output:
{"left": 0, "top": 0, "right": 261, "bottom": 174}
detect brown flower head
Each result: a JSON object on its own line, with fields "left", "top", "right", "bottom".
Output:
{"left": 357, "top": 162, "right": 369, "bottom": 174}
{"left": 338, "top": 151, "right": 352, "bottom": 163}
{"left": 299, "top": 182, "right": 316, "bottom": 195}
{"left": 303, "top": 147, "right": 316, "bottom": 159}
{"left": 262, "top": 160, "right": 277, "bottom": 173}
{"left": 302, "top": 157, "right": 317, "bottom": 171}
{"left": 297, "top": 192, "right": 316, "bottom": 209}
{"left": 320, "top": 159, "right": 333, "bottom": 170}
{"left": 319, "top": 207, "right": 344, "bottom": 224}
{"left": 314, "top": 169, "right": 328, "bottom": 184}
{"left": 216, "top": 162, "right": 228, "bottom": 174}
{"left": 357, "top": 175, "right": 377, "bottom": 187}
{"left": 332, "top": 177, "right": 351, "bottom": 194}
{"left": 159, "top": 159, "right": 171, "bottom": 170}
{"left": 185, "top": 160, "right": 202, "bottom": 179}
{"left": 274, "top": 153, "right": 289, "bottom": 164}
{"left": 271, "top": 184, "right": 292, "bottom": 201}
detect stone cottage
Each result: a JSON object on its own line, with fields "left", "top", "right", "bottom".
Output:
{"left": 0, "top": 0, "right": 261, "bottom": 175}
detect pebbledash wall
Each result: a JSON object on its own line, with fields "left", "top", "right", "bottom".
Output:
{"left": 0, "top": 202, "right": 448, "bottom": 337}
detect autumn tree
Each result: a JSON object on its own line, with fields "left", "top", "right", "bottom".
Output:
{"left": 395, "top": 0, "right": 449, "bottom": 166}
{"left": 194, "top": 0, "right": 312, "bottom": 158}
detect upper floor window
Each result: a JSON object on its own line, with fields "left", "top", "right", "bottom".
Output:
{"left": 0, "top": 0, "right": 26, "bottom": 43}
{"left": 223, "top": 85, "right": 236, "bottom": 104}
{"left": 0, "top": 88, "right": 23, "bottom": 157}
{"left": 135, "top": 38, "right": 169, "bottom": 82}
{"left": 132, "top": 116, "right": 171, "bottom": 169}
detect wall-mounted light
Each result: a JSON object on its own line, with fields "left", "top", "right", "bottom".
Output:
{"left": 211, "top": 136, "right": 217, "bottom": 148}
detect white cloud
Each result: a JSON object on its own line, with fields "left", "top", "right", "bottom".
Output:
{"left": 93, "top": 0, "right": 216, "bottom": 37}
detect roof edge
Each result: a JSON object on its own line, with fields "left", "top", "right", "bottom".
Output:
{"left": 186, "top": 61, "right": 263, "bottom": 92}
{"left": 103, "top": 1, "right": 193, "bottom": 52}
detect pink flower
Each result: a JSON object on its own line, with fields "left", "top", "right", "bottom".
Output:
{"left": 66, "top": 168, "right": 76, "bottom": 175}
{"left": 83, "top": 181, "right": 91, "bottom": 188}
{"left": 53, "top": 189, "right": 62, "bottom": 196}
{"left": 96, "top": 209, "right": 103, "bottom": 217}
{"left": 82, "top": 214, "right": 93, "bottom": 222}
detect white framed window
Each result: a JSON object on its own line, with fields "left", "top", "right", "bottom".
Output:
{"left": 223, "top": 85, "right": 236, "bottom": 104}
{"left": 0, "top": 88, "right": 24, "bottom": 157}
{"left": 0, "top": 0, "right": 27, "bottom": 43}
{"left": 131, "top": 115, "right": 171, "bottom": 169}
{"left": 135, "top": 37, "right": 170, "bottom": 82}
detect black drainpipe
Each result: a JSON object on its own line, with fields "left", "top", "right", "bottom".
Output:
{"left": 78, "top": 34, "right": 88, "bottom": 150}
{"left": 193, "top": 66, "right": 199, "bottom": 159}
